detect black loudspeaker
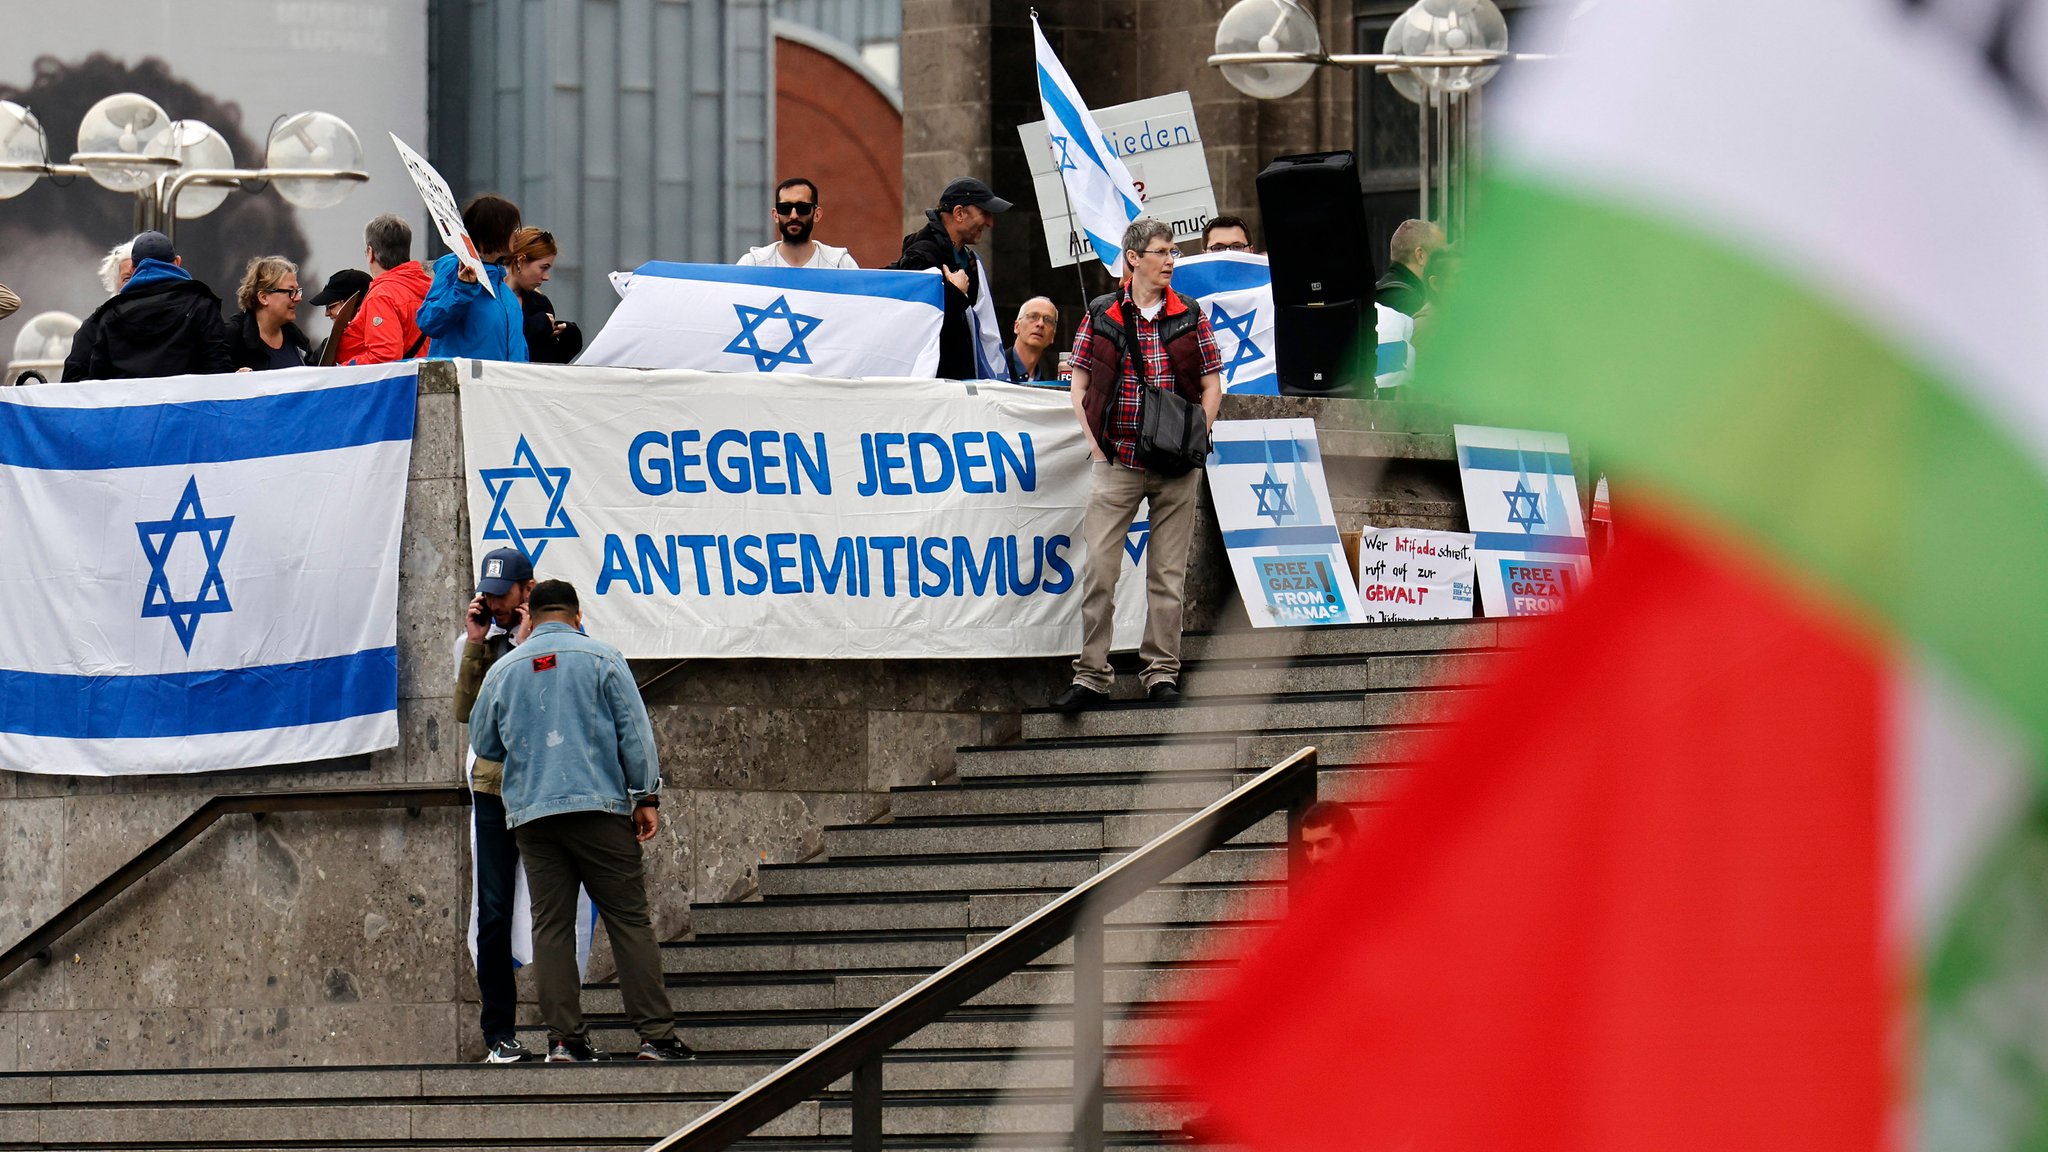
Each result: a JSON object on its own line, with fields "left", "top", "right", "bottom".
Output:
{"left": 1256, "top": 151, "right": 1376, "bottom": 395}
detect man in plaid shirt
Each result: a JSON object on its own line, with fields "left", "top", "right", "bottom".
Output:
{"left": 1053, "top": 218, "right": 1223, "bottom": 713}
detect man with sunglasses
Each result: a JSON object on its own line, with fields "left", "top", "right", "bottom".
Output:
{"left": 738, "top": 178, "right": 859, "bottom": 270}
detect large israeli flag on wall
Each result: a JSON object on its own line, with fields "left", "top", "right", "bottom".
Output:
{"left": 580, "top": 262, "right": 946, "bottom": 378}
{"left": 1174, "top": 251, "right": 1280, "bottom": 395}
{"left": 0, "top": 365, "right": 416, "bottom": 776}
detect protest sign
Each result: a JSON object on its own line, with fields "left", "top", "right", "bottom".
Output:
{"left": 1355, "top": 527, "right": 1477, "bottom": 622}
{"left": 1019, "top": 92, "right": 1217, "bottom": 268}
{"left": 460, "top": 363, "right": 1145, "bottom": 659}
{"left": 390, "top": 133, "right": 492, "bottom": 295}
{"left": 1453, "top": 424, "right": 1591, "bottom": 617}
{"left": 1207, "top": 418, "right": 1367, "bottom": 627}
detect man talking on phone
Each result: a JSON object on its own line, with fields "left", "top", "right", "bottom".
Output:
{"left": 455, "top": 546, "right": 536, "bottom": 1062}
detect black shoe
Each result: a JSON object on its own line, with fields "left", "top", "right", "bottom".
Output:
{"left": 546, "top": 1036, "right": 610, "bottom": 1062}
{"left": 638, "top": 1037, "right": 695, "bottom": 1061}
{"left": 1051, "top": 683, "right": 1110, "bottom": 714}
{"left": 1147, "top": 680, "right": 1183, "bottom": 704}
{"left": 482, "top": 1037, "right": 534, "bottom": 1064}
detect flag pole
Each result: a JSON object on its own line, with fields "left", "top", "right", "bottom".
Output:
{"left": 1034, "top": 9, "right": 1102, "bottom": 315}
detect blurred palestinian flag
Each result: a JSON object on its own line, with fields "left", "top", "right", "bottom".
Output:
{"left": 1172, "top": 1, "right": 2048, "bottom": 1148}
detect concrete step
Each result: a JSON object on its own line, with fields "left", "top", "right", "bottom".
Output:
{"left": 955, "top": 738, "right": 1238, "bottom": 780}
{"left": 661, "top": 934, "right": 967, "bottom": 976}
{"left": 756, "top": 854, "right": 1102, "bottom": 898}
{"left": 1020, "top": 688, "right": 1463, "bottom": 741}
{"left": 887, "top": 778, "right": 1233, "bottom": 820}
{"left": 1178, "top": 617, "right": 1512, "bottom": 662}
{"left": 823, "top": 817, "right": 1107, "bottom": 860}
{"left": 1110, "top": 649, "right": 1497, "bottom": 699}
{"left": 685, "top": 883, "right": 1278, "bottom": 941}
{"left": 589, "top": 960, "right": 1230, "bottom": 1018}
{"left": 529, "top": 1005, "right": 1194, "bottom": 1057}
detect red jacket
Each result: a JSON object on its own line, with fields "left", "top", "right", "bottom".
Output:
{"left": 341, "top": 261, "right": 434, "bottom": 365}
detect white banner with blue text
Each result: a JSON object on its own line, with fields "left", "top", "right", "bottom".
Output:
{"left": 579, "top": 262, "right": 947, "bottom": 379}
{"left": 1206, "top": 418, "right": 1369, "bottom": 628}
{"left": 460, "top": 363, "right": 1146, "bottom": 659}
{"left": 0, "top": 365, "right": 416, "bottom": 775}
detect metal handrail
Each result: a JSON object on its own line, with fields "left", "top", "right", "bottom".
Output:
{"left": 648, "top": 745, "right": 1321, "bottom": 1152}
{"left": 0, "top": 783, "right": 470, "bottom": 984}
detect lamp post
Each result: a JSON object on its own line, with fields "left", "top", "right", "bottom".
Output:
{"left": 0, "top": 95, "right": 369, "bottom": 242}
{"left": 1210, "top": 0, "right": 1527, "bottom": 240}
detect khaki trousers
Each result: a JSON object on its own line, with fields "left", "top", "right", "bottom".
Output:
{"left": 513, "top": 810, "right": 678, "bottom": 1044}
{"left": 1072, "top": 460, "right": 1203, "bottom": 692}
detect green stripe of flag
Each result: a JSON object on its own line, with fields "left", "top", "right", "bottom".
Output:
{"left": 1423, "top": 174, "right": 2048, "bottom": 753}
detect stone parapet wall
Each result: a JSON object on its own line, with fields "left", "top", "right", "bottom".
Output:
{"left": 0, "top": 365, "right": 1471, "bottom": 1070}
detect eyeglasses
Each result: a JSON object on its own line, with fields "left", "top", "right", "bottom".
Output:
{"left": 1137, "top": 247, "right": 1178, "bottom": 260}
{"left": 1205, "top": 241, "right": 1251, "bottom": 252}
{"left": 774, "top": 201, "right": 817, "bottom": 217}
{"left": 1020, "top": 313, "right": 1058, "bottom": 325}
{"left": 265, "top": 286, "right": 304, "bottom": 299}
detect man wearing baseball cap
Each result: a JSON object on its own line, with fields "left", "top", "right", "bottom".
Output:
{"left": 454, "top": 546, "right": 537, "bottom": 1062}
{"left": 888, "top": 176, "right": 1011, "bottom": 379}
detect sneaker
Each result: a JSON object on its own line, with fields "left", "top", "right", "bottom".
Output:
{"left": 546, "top": 1037, "right": 611, "bottom": 1062}
{"left": 483, "top": 1038, "right": 533, "bottom": 1064}
{"left": 638, "top": 1037, "right": 695, "bottom": 1061}
{"left": 1050, "top": 683, "right": 1110, "bottom": 714}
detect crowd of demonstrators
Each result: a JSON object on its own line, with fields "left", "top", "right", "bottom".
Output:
{"left": 63, "top": 230, "right": 232, "bottom": 381}
{"left": 1054, "top": 216, "right": 1223, "bottom": 713}
{"left": 1006, "top": 296, "right": 1061, "bottom": 384}
{"left": 466, "top": 578, "right": 691, "bottom": 1063}
{"left": 507, "top": 228, "right": 584, "bottom": 365}
{"left": 223, "top": 257, "right": 312, "bottom": 372}
{"left": 737, "top": 177, "right": 859, "bottom": 270}
{"left": 889, "top": 177, "right": 1010, "bottom": 380}
{"left": 418, "top": 194, "right": 529, "bottom": 362}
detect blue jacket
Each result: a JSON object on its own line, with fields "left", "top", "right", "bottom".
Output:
{"left": 415, "top": 253, "right": 528, "bottom": 362}
{"left": 468, "top": 622, "right": 660, "bottom": 827}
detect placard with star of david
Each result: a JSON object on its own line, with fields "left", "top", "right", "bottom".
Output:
{"left": 1452, "top": 423, "right": 1593, "bottom": 619}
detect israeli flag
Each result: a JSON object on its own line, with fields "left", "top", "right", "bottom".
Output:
{"left": 1033, "top": 15, "right": 1145, "bottom": 276}
{"left": 1376, "top": 304, "right": 1416, "bottom": 390}
{"left": 1174, "top": 251, "right": 1279, "bottom": 395}
{"left": 0, "top": 365, "right": 416, "bottom": 776}
{"left": 581, "top": 262, "right": 946, "bottom": 378}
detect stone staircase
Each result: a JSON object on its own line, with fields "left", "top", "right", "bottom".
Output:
{"left": 0, "top": 620, "right": 1514, "bottom": 1151}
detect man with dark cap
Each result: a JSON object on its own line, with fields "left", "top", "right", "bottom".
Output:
{"left": 469, "top": 580, "right": 691, "bottom": 1063}
{"left": 888, "top": 177, "right": 1011, "bottom": 379}
{"left": 454, "top": 546, "right": 537, "bottom": 1062}
{"left": 307, "top": 268, "right": 372, "bottom": 364}
{"left": 62, "top": 230, "right": 233, "bottom": 381}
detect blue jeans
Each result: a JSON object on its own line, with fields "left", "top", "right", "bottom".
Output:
{"left": 473, "top": 791, "right": 521, "bottom": 1045}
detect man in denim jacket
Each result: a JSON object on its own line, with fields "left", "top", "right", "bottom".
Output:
{"left": 468, "top": 579, "right": 690, "bottom": 1062}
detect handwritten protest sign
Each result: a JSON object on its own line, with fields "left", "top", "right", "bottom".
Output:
{"left": 390, "top": 133, "right": 492, "bottom": 296}
{"left": 1355, "top": 527, "right": 1476, "bottom": 622}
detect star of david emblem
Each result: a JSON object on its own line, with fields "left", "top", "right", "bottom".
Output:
{"left": 1209, "top": 302, "right": 1264, "bottom": 385}
{"left": 479, "top": 435, "right": 579, "bottom": 563}
{"left": 136, "top": 476, "right": 235, "bottom": 654}
{"left": 1504, "top": 480, "right": 1545, "bottom": 530}
{"left": 725, "top": 295, "right": 823, "bottom": 371}
{"left": 1251, "top": 475, "right": 1294, "bottom": 525}
{"left": 1050, "top": 133, "right": 1079, "bottom": 174}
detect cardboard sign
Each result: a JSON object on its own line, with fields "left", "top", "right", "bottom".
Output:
{"left": 1453, "top": 424, "right": 1591, "bottom": 617}
{"left": 390, "top": 133, "right": 493, "bottom": 296}
{"left": 1018, "top": 92, "right": 1218, "bottom": 269}
{"left": 1356, "top": 527, "right": 1476, "bottom": 622}
{"left": 1207, "top": 418, "right": 1368, "bottom": 628}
